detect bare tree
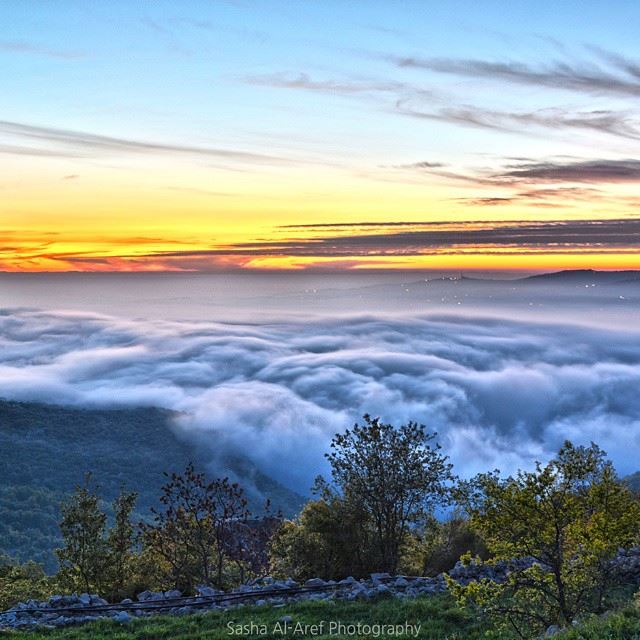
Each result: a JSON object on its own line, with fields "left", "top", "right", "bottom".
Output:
{"left": 140, "top": 463, "right": 251, "bottom": 590}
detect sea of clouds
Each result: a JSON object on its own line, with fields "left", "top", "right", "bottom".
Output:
{"left": 1, "top": 307, "right": 640, "bottom": 491}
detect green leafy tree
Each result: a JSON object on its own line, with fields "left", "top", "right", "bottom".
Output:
{"left": 452, "top": 441, "right": 640, "bottom": 638}
{"left": 105, "top": 489, "right": 138, "bottom": 600}
{"left": 55, "top": 475, "right": 108, "bottom": 593}
{"left": 322, "top": 414, "right": 453, "bottom": 574}
{"left": 269, "top": 495, "right": 372, "bottom": 580}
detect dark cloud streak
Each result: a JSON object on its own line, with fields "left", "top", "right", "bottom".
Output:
{"left": 497, "top": 159, "right": 640, "bottom": 183}
{"left": 131, "top": 218, "right": 640, "bottom": 260}
{"left": 391, "top": 51, "right": 640, "bottom": 98}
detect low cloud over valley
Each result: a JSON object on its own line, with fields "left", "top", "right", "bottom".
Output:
{"left": 1, "top": 305, "right": 639, "bottom": 490}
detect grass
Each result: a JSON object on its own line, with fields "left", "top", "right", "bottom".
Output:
{"left": 0, "top": 594, "right": 495, "bottom": 640}
{"left": 3, "top": 595, "right": 640, "bottom": 639}
{"left": 556, "top": 604, "right": 640, "bottom": 639}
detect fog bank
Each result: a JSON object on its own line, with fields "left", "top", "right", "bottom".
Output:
{"left": 1, "top": 303, "right": 639, "bottom": 491}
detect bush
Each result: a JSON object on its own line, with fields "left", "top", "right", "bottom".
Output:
{"left": 269, "top": 497, "right": 373, "bottom": 580}
{"left": 0, "top": 554, "right": 55, "bottom": 610}
{"left": 451, "top": 441, "right": 640, "bottom": 638}
{"left": 419, "top": 513, "right": 488, "bottom": 576}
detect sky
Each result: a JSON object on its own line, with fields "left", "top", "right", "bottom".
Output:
{"left": 2, "top": 0, "right": 640, "bottom": 272}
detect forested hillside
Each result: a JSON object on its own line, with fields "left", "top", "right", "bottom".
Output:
{"left": 0, "top": 400, "right": 303, "bottom": 572}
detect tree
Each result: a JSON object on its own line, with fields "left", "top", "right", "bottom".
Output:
{"left": 417, "top": 511, "right": 488, "bottom": 577}
{"left": 140, "top": 463, "right": 252, "bottom": 591}
{"left": 105, "top": 489, "right": 138, "bottom": 600}
{"left": 55, "top": 475, "right": 108, "bottom": 593}
{"left": 269, "top": 495, "right": 372, "bottom": 580}
{"left": 452, "top": 441, "right": 640, "bottom": 638}
{"left": 322, "top": 414, "right": 453, "bottom": 574}
{"left": 225, "top": 510, "right": 281, "bottom": 584}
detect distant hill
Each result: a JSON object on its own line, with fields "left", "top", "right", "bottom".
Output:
{"left": 522, "top": 269, "right": 640, "bottom": 285}
{"left": 0, "top": 400, "right": 304, "bottom": 572}
{"left": 624, "top": 471, "right": 640, "bottom": 494}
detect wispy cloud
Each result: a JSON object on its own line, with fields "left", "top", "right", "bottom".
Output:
{"left": 0, "top": 40, "right": 85, "bottom": 59}
{"left": 0, "top": 120, "right": 287, "bottom": 165}
{"left": 245, "top": 72, "right": 412, "bottom": 97}
{"left": 457, "top": 187, "right": 602, "bottom": 208}
{"left": 397, "top": 102, "right": 640, "bottom": 141}
{"left": 495, "top": 159, "right": 640, "bottom": 184}
{"left": 388, "top": 160, "right": 448, "bottom": 170}
{"left": 390, "top": 49, "right": 640, "bottom": 98}
{"left": 120, "top": 218, "right": 640, "bottom": 264}
{"left": 392, "top": 155, "right": 640, "bottom": 188}
{"left": 249, "top": 57, "right": 640, "bottom": 146}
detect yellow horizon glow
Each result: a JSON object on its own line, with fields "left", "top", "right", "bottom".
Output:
{"left": 3, "top": 156, "right": 640, "bottom": 273}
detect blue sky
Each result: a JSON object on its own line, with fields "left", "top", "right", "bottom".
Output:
{"left": 3, "top": 0, "right": 639, "bottom": 156}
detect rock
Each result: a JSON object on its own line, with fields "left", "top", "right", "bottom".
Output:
{"left": 545, "top": 625, "right": 561, "bottom": 637}
{"left": 78, "top": 593, "right": 91, "bottom": 605}
{"left": 394, "top": 577, "right": 409, "bottom": 587}
{"left": 196, "top": 585, "right": 220, "bottom": 597}
{"left": 370, "top": 572, "right": 391, "bottom": 585}
{"left": 164, "top": 589, "right": 182, "bottom": 599}
{"left": 137, "top": 590, "right": 163, "bottom": 602}
{"left": 338, "top": 576, "right": 357, "bottom": 585}
{"left": 114, "top": 611, "right": 131, "bottom": 624}
{"left": 271, "top": 580, "right": 290, "bottom": 590}
{"left": 120, "top": 598, "right": 133, "bottom": 605}
{"left": 304, "top": 578, "right": 326, "bottom": 587}
{"left": 280, "top": 615, "right": 293, "bottom": 623}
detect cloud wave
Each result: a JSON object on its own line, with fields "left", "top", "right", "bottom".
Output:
{"left": 1, "top": 308, "right": 640, "bottom": 491}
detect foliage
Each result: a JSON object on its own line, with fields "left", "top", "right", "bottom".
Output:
{"left": 0, "top": 554, "right": 55, "bottom": 611}
{"left": 322, "top": 414, "right": 453, "bottom": 573}
{"left": 404, "top": 512, "right": 489, "bottom": 577}
{"left": 55, "top": 475, "right": 109, "bottom": 594}
{"left": 104, "top": 490, "right": 138, "bottom": 601}
{"left": 224, "top": 514, "right": 281, "bottom": 585}
{"left": 0, "top": 485, "right": 62, "bottom": 573}
{"left": 139, "top": 463, "right": 272, "bottom": 591}
{"left": 269, "top": 496, "right": 373, "bottom": 580}
{"left": 624, "top": 471, "right": 640, "bottom": 495}
{"left": 55, "top": 478, "right": 138, "bottom": 598}
{"left": 0, "top": 400, "right": 303, "bottom": 571}
{"left": 452, "top": 441, "right": 640, "bottom": 638}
